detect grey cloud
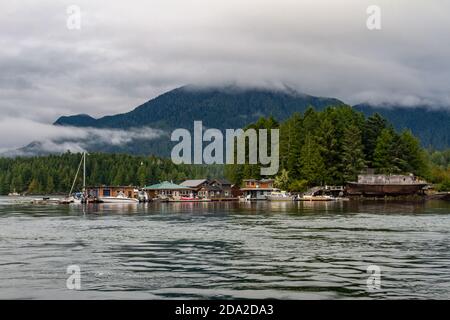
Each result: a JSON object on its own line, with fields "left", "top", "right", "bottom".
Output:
{"left": 0, "top": 0, "right": 450, "bottom": 149}
{"left": 0, "top": 117, "right": 164, "bottom": 155}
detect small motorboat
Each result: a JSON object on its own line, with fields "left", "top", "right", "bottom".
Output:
{"left": 137, "top": 190, "right": 149, "bottom": 202}
{"left": 32, "top": 197, "right": 61, "bottom": 205}
{"left": 300, "top": 195, "right": 335, "bottom": 201}
{"left": 181, "top": 196, "right": 196, "bottom": 201}
{"left": 98, "top": 192, "right": 139, "bottom": 203}
{"left": 173, "top": 196, "right": 211, "bottom": 202}
{"left": 58, "top": 192, "right": 85, "bottom": 204}
{"left": 267, "top": 190, "right": 295, "bottom": 201}
{"left": 8, "top": 190, "right": 21, "bottom": 197}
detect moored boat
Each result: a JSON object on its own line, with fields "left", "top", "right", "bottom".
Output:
{"left": 267, "top": 190, "right": 295, "bottom": 201}
{"left": 170, "top": 197, "right": 211, "bottom": 202}
{"left": 98, "top": 193, "right": 139, "bottom": 203}
{"left": 346, "top": 173, "right": 428, "bottom": 196}
{"left": 300, "top": 194, "right": 335, "bottom": 201}
{"left": 32, "top": 197, "right": 61, "bottom": 205}
{"left": 59, "top": 152, "right": 87, "bottom": 204}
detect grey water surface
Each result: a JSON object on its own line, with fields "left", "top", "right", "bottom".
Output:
{"left": 1, "top": 196, "right": 449, "bottom": 299}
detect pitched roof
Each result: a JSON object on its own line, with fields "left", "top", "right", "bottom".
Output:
{"left": 200, "top": 185, "right": 222, "bottom": 191}
{"left": 243, "top": 179, "right": 274, "bottom": 183}
{"left": 212, "top": 179, "right": 231, "bottom": 185}
{"left": 143, "top": 181, "right": 190, "bottom": 190}
{"left": 180, "top": 179, "right": 208, "bottom": 187}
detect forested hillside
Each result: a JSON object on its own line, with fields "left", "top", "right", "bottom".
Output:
{"left": 225, "top": 106, "right": 450, "bottom": 191}
{"left": 55, "top": 85, "right": 344, "bottom": 131}
{"left": 354, "top": 104, "right": 450, "bottom": 149}
{"left": 51, "top": 86, "right": 450, "bottom": 155}
{"left": 0, "top": 153, "right": 223, "bottom": 195}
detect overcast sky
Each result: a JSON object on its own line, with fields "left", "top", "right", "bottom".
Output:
{"left": 0, "top": 0, "right": 449, "bottom": 150}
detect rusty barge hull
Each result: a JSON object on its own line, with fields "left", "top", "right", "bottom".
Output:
{"left": 346, "top": 182, "right": 427, "bottom": 196}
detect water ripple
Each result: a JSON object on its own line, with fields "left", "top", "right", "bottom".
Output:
{"left": 0, "top": 198, "right": 449, "bottom": 299}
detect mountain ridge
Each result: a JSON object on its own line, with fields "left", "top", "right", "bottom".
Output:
{"left": 354, "top": 103, "right": 450, "bottom": 149}
{"left": 54, "top": 85, "right": 345, "bottom": 130}
{"left": 10, "top": 85, "right": 450, "bottom": 157}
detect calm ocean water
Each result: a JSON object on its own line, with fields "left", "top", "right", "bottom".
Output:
{"left": 0, "top": 196, "right": 450, "bottom": 299}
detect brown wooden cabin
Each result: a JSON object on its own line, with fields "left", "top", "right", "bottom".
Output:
{"left": 180, "top": 179, "right": 233, "bottom": 199}
{"left": 240, "top": 179, "right": 275, "bottom": 200}
{"left": 209, "top": 179, "right": 232, "bottom": 198}
{"left": 242, "top": 179, "right": 274, "bottom": 189}
{"left": 86, "top": 185, "right": 139, "bottom": 199}
{"left": 179, "top": 179, "right": 210, "bottom": 193}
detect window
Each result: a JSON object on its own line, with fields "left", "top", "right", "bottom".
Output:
{"left": 103, "top": 189, "right": 111, "bottom": 197}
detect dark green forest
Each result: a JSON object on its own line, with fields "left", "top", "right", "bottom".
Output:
{"left": 1, "top": 105, "right": 449, "bottom": 195}
{"left": 55, "top": 86, "right": 450, "bottom": 153}
{"left": 225, "top": 106, "right": 450, "bottom": 192}
{"left": 0, "top": 153, "right": 222, "bottom": 195}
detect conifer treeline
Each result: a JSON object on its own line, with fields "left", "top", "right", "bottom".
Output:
{"left": 0, "top": 153, "right": 222, "bottom": 195}
{"left": 225, "top": 106, "right": 449, "bottom": 191}
{"left": 0, "top": 105, "right": 449, "bottom": 195}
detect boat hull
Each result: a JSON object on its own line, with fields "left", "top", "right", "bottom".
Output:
{"left": 99, "top": 197, "right": 139, "bottom": 203}
{"left": 300, "top": 196, "right": 334, "bottom": 201}
{"left": 346, "top": 182, "right": 427, "bottom": 196}
{"left": 267, "top": 196, "right": 294, "bottom": 201}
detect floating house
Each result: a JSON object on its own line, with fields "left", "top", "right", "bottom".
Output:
{"left": 86, "top": 185, "right": 139, "bottom": 199}
{"left": 143, "top": 181, "right": 193, "bottom": 199}
{"left": 196, "top": 184, "right": 221, "bottom": 198}
{"left": 209, "top": 179, "right": 232, "bottom": 198}
{"left": 346, "top": 173, "right": 428, "bottom": 196}
{"left": 240, "top": 179, "right": 275, "bottom": 200}
{"left": 180, "top": 179, "right": 210, "bottom": 192}
{"left": 179, "top": 179, "right": 234, "bottom": 199}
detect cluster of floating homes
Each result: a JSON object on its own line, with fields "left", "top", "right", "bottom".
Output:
{"left": 23, "top": 152, "right": 440, "bottom": 204}
{"left": 85, "top": 178, "right": 245, "bottom": 203}
{"left": 76, "top": 172, "right": 430, "bottom": 204}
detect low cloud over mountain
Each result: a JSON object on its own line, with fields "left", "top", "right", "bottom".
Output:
{"left": 0, "top": 117, "right": 164, "bottom": 156}
{"left": 1, "top": 1, "right": 450, "bottom": 152}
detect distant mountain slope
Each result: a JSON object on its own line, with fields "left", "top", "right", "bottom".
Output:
{"left": 354, "top": 104, "right": 450, "bottom": 149}
{"left": 54, "top": 85, "right": 345, "bottom": 130}
{"left": 7, "top": 86, "right": 448, "bottom": 158}
{"left": 54, "top": 114, "right": 97, "bottom": 127}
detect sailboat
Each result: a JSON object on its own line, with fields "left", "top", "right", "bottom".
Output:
{"left": 59, "top": 152, "right": 87, "bottom": 204}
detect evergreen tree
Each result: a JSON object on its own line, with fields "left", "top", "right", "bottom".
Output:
{"left": 46, "top": 175, "right": 55, "bottom": 194}
{"left": 373, "top": 128, "right": 400, "bottom": 174}
{"left": 318, "top": 116, "right": 340, "bottom": 184}
{"left": 342, "top": 125, "right": 366, "bottom": 181}
{"left": 28, "top": 178, "right": 40, "bottom": 194}
{"left": 284, "top": 113, "right": 303, "bottom": 179}
{"left": 288, "top": 179, "right": 309, "bottom": 192}
{"left": 274, "top": 169, "right": 290, "bottom": 190}
{"left": 299, "top": 133, "right": 325, "bottom": 186}
{"left": 398, "top": 130, "right": 427, "bottom": 176}
{"left": 0, "top": 176, "right": 4, "bottom": 195}
{"left": 363, "top": 113, "right": 387, "bottom": 166}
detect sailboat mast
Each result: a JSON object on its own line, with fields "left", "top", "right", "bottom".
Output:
{"left": 83, "top": 152, "right": 86, "bottom": 193}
